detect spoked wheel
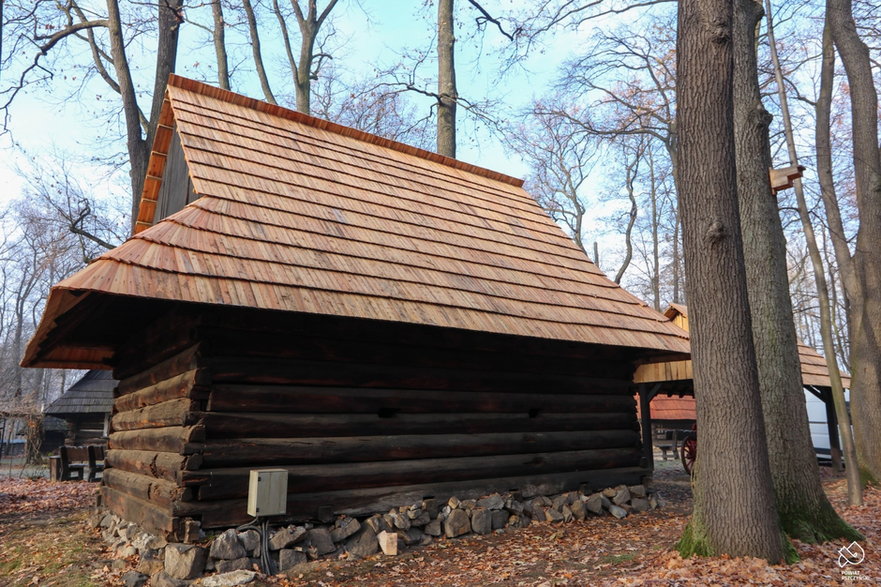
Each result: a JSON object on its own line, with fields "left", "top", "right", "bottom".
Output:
{"left": 681, "top": 433, "right": 697, "bottom": 475}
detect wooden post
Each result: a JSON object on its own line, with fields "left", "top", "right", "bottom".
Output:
{"left": 821, "top": 387, "right": 843, "bottom": 472}
{"left": 638, "top": 384, "right": 654, "bottom": 470}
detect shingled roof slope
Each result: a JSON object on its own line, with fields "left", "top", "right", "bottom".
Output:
{"left": 23, "top": 76, "right": 689, "bottom": 368}
{"left": 46, "top": 370, "right": 116, "bottom": 415}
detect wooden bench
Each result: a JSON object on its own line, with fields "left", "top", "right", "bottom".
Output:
{"left": 57, "top": 445, "right": 105, "bottom": 482}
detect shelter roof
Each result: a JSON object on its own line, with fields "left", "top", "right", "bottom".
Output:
{"left": 45, "top": 370, "right": 116, "bottom": 416}
{"left": 634, "top": 304, "right": 849, "bottom": 388}
{"left": 23, "top": 76, "right": 689, "bottom": 368}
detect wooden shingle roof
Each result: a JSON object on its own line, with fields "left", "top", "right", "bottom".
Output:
{"left": 45, "top": 370, "right": 116, "bottom": 416}
{"left": 634, "top": 304, "right": 849, "bottom": 388}
{"left": 23, "top": 76, "right": 689, "bottom": 368}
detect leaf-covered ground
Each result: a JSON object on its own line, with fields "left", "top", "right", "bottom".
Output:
{"left": 0, "top": 464, "right": 877, "bottom": 586}
{"left": 271, "top": 466, "right": 880, "bottom": 586}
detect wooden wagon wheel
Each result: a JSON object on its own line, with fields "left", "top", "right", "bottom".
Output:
{"left": 681, "top": 432, "right": 697, "bottom": 475}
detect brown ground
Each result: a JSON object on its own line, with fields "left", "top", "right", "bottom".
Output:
{"left": 0, "top": 463, "right": 877, "bottom": 586}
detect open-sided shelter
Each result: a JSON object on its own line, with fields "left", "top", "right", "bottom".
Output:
{"left": 634, "top": 304, "right": 848, "bottom": 464}
{"left": 23, "top": 76, "right": 689, "bottom": 540}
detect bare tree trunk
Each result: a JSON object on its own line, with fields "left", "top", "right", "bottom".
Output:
{"left": 106, "top": 0, "right": 149, "bottom": 232}
{"left": 675, "top": 0, "right": 786, "bottom": 562}
{"left": 212, "top": 0, "right": 230, "bottom": 89}
{"left": 672, "top": 207, "right": 682, "bottom": 303}
{"left": 274, "top": 1, "right": 338, "bottom": 115}
{"left": 735, "top": 0, "right": 862, "bottom": 537}
{"left": 615, "top": 147, "right": 639, "bottom": 284}
{"left": 437, "top": 0, "right": 457, "bottom": 158}
{"left": 827, "top": 0, "right": 881, "bottom": 485}
{"left": 649, "top": 150, "right": 661, "bottom": 311}
{"left": 769, "top": 4, "right": 862, "bottom": 507}
{"left": 242, "top": 0, "right": 277, "bottom": 104}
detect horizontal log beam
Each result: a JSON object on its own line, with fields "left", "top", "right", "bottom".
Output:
{"left": 198, "top": 430, "right": 639, "bottom": 467}
{"left": 197, "top": 323, "right": 633, "bottom": 379}
{"left": 194, "top": 411, "right": 638, "bottom": 439}
{"left": 110, "top": 426, "right": 205, "bottom": 454}
{"left": 112, "top": 398, "right": 198, "bottom": 431}
{"left": 115, "top": 369, "right": 209, "bottom": 413}
{"left": 179, "top": 466, "right": 649, "bottom": 528}
{"left": 207, "top": 384, "right": 634, "bottom": 414}
{"left": 188, "top": 448, "right": 641, "bottom": 500}
{"left": 105, "top": 449, "right": 202, "bottom": 484}
{"left": 205, "top": 356, "right": 630, "bottom": 394}
{"left": 116, "top": 344, "right": 201, "bottom": 396}
{"left": 103, "top": 468, "right": 191, "bottom": 508}
{"left": 102, "top": 485, "right": 178, "bottom": 538}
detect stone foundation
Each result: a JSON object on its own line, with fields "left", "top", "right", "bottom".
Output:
{"left": 94, "top": 484, "right": 662, "bottom": 586}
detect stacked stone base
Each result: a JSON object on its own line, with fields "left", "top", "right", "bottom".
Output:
{"left": 95, "top": 484, "right": 661, "bottom": 585}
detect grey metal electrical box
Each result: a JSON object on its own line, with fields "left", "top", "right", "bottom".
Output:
{"left": 247, "top": 469, "right": 288, "bottom": 517}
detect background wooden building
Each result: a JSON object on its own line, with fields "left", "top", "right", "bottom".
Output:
{"left": 23, "top": 76, "right": 689, "bottom": 540}
{"left": 45, "top": 370, "right": 116, "bottom": 445}
{"left": 634, "top": 304, "right": 848, "bottom": 464}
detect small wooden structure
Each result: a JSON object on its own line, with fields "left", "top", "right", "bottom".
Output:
{"left": 23, "top": 76, "right": 689, "bottom": 540}
{"left": 633, "top": 304, "right": 848, "bottom": 467}
{"left": 45, "top": 370, "right": 116, "bottom": 445}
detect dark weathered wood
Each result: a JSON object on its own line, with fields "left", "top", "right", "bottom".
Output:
{"left": 112, "top": 398, "right": 197, "bottom": 431}
{"left": 205, "top": 356, "right": 630, "bottom": 394}
{"left": 116, "top": 344, "right": 201, "bottom": 396}
{"left": 104, "top": 467, "right": 192, "bottom": 507}
{"left": 198, "top": 430, "right": 639, "bottom": 467}
{"left": 105, "top": 449, "right": 202, "bottom": 483}
{"left": 195, "top": 411, "right": 638, "bottom": 439}
{"left": 115, "top": 369, "right": 208, "bottom": 413}
{"left": 110, "top": 426, "right": 205, "bottom": 454}
{"left": 189, "top": 448, "right": 641, "bottom": 500}
{"left": 197, "top": 323, "right": 637, "bottom": 381}
{"left": 179, "top": 466, "right": 649, "bottom": 528}
{"left": 113, "top": 309, "right": 200, "bottom": 381}
{"left": 207, "top": 384, "right": 635, "bottom": 414}
{"left": 102, "top": 485, "right": 178, "bottom": 537}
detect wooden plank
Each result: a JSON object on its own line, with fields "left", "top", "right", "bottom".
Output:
{"left": 198, "top": 430, "right": 639, "bottom": 467}
{"left": 195, "top": 411, "right": 638, "bottom": 439}
{"left": 116, "top": 344, "right": 201, "bottom": 395}
{"left": 188, "top": 448, "right": 642, "bottom": 500}
{"left": 111, "top": 398, "right": 198, "bottom": 431}
{"left": 103, "top": 468, "right": 191, "bottom": 508}
{"left": 115, "top": 369, "right": 209, "bottom": 413}
{"left": 110, "top": 426, "right": 205, "bottom": 454}
{"left": 179, "top": 466, "right": 649, "bottom": 528}
{"left": 102, "top": 485, "right": 177, "bottom": 538}
{"left": 105, "top": 449, "right": 202, "bottom": 484}
{"left": 205, "top": 356, "right": 631, "bottom": 394}
{"left": 207, "top": 384, "right": 636, "bottom": 414}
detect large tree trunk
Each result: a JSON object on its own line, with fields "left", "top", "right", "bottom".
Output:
{"left": 437, "top": 0, "right": 457, "bottom": 158}
{"left": 734, "top": 0, "right": 862, "bottom": 538}
{"left": 827, "top": 0, "right": 881, "bottom": 485}
{"left": 675, "top": 0, "right": 786, "bottom": 562}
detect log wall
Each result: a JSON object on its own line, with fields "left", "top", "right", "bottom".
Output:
{"left": 103, "top": 308, "right": 648, "bottom": 539}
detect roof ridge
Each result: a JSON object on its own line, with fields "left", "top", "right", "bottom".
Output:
{"left": 166, "top": 75, "right": 524, "bottom": 188}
